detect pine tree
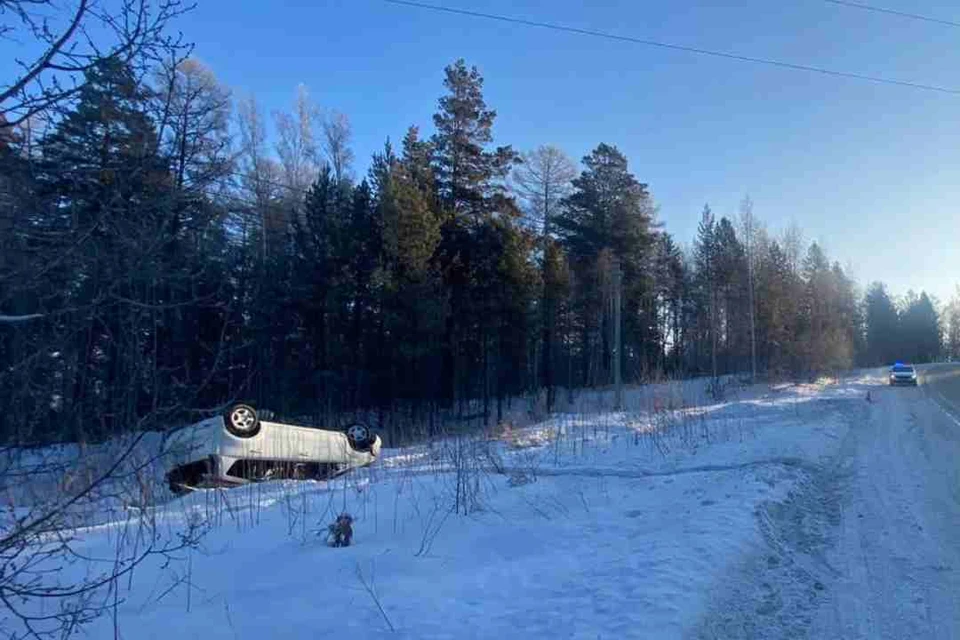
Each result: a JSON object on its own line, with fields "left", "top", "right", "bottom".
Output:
{"left": 385, "top": 139, "right": 441, "bottom": 281}
{"left": 490, "top": 219, "right": 539, "bottom": 420}
{"left": 799, "top": 242, "right": 834, "bottom": 375}
{"left": 901, "top": 292, "right": 941, "bottom": 363}
{"left": 401, "top": 126, "right": 434, "bottom": 196}
{"left": 827, "top": 262, "right": 857, "bottom": 371}
{"left": 946, "top": 288, "right": 960, "bottom": 361}
{"left": 554, "top": 143, "right": 658, "bottom": 382}
{"left": 755, "top": 241, "right": 799, "bottom": 376}
{"left": 555, "top": 143, "right": 656, "bottom": 263}
{"left": 429, "top": 59, "right": 525, "bottom": 409}
{"left": 374, "top": 138, "right": 444, "bottom": 411}
{"left": 542, "top": 239, "right": 572, "bottom": 407}
{"left": 864, "top": 282, "right": 899, "bottom": 366}
{"left": 693, "top": 205, "right": 718, "bottom": 378}
{"left": 713, "top": 217, "right": 747, "bottom": 373}
{"left": 34, "top": 59, "right": 176, "bottom": 438}
{"left": 738, "top": 195, "right": 760, "bottom": 381}
{"left": 290, "top": 166, "right": 355, "bottom": 417}
{"left": 654, "top": 233, "right": 685, "bottom": 373}
{"left": 431, "top": 59, "right": 518, "bottom": 222}
{"left": 39, "top": 60, "right": 171, "bottom": 230}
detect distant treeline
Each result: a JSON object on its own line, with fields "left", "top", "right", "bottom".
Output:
{"left": 1, "top": 57, "right": 955, "bottom": 445}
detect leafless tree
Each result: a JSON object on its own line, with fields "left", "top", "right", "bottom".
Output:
{"left": 321, "top": 109, "right": 353, "bottom": 184}
{"left": 511, "top": 145, "right": 576, "bottom": 236}
{"left": 273, "top": 84, "right": 319, "bottom": 202}
{"left": 0, "top": 0, "right": 193, "bottom": 129}
{"left": 237, "top": 95, "right": 280, "bottom": 201}
{"left": 0, "top": 426, "right": 208, "bottom": 639}
{"left": 781, "top": 221, "right": 806, "bottom": 278}
{"left": 154, "top": 57, "right": 233, "bottom": 192}
{"left": 511, "top": 145, "right": 575, "bottom": 407}
{"left": 236, "top": 94, "right": 282, "bottom": 260}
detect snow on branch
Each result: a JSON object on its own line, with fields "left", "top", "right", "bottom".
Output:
{"left": 0, "top": 313, "right": 45, "bottom": 323}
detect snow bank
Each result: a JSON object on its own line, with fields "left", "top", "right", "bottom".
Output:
{"left": 12, "top": 377, "right": 875, "bottom": 639}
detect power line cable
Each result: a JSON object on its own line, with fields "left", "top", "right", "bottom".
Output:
{"left": 823, "top": 0, "right": 960, "bottom": 29}
{"left": 382, "top": 0, "right": 960, "bottom": 95}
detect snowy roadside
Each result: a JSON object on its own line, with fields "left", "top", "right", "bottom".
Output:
{"left": 17, "top": 376, "right": 877, "bottom": 639}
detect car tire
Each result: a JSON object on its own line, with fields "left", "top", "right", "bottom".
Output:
{"left": 225, "top": 403, "right": 261, "bottom": 438}
{"left": 345, "top": 422, "right": 373, "bottom": 451}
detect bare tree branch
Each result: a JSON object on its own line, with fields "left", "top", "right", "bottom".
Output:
{"left": 0, "top": 0, "right": 194, "bottom": 128}
{"left": 0, "top": 0, "right": 90, "bottom": 106}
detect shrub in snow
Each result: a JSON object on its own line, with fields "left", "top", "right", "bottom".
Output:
{"left": 492, "top": 420, "right": 556, "bottom": 450}
{"left": 507, "top": 470, "right": 534, "bottom": 487}
{"left": 491, "top": 420, "right": 514, "bottom": 442}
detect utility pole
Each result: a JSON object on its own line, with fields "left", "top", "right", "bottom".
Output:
{"left": 747, "top": 223, "right": 757, "bottom": 382}
{"left": 540, "top": 180, "right": 551, "bottom": 409}
{"left": 741, "top": 196, "right": 757, "bottom": 382}
{"left": 612, "top": 258, "right": 623, "bottom": 410}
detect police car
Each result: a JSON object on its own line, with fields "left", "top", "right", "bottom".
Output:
{"left": 888, "top": 362, "right": 918, "bottom": 386}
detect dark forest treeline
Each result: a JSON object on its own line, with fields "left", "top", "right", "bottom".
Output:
{"left": 0, "top": 57, "right": 952, "bottom": 445}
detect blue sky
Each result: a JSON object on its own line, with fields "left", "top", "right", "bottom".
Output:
{"left": 5, "top": 0, "right": 959, "bottom": 302}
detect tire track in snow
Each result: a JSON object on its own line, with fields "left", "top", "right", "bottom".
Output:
{"left": 689, "top": 398, "right": 862, "bottom": 640}
{"left": 508, "top": 457, "right": 815, "bottom": 480}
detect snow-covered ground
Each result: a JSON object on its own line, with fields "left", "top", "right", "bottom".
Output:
{"left": 8, "top": 368, "right": 960, "bottom": 639}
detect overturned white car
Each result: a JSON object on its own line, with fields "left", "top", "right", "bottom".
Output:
{"left": 163, "top": 404, "right": 381, "bottom": 493}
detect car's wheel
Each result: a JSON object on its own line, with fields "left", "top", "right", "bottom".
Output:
{"left": 345, "top": 422, "right": 372, "bottom": 450}
{"left": 225, "top": 403, "right": 261, "bottom": 438}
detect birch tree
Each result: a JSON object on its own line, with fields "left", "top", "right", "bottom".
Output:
{"left": 321, "top": 110, "right": 354, "bottom": 185}
{"left": 274, "top": 84, "right": 319, "bottom": 202}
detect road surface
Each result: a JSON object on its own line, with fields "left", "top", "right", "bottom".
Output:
{"left": 693, "top": 365, "right": 960, "bottom": 639}
{"left": 811, "top": 364, "right": 960, "bottom": 638}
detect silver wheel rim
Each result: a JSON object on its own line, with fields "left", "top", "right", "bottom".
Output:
{"left": 230, "top": 407, "right": 257, "bottom": 433}
{"left": 347, "top": 424, "right": 368, "bottom": 443}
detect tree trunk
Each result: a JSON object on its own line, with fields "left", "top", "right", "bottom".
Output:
{"left": 441, "top": 312, "right": 455, "bottom": 409}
